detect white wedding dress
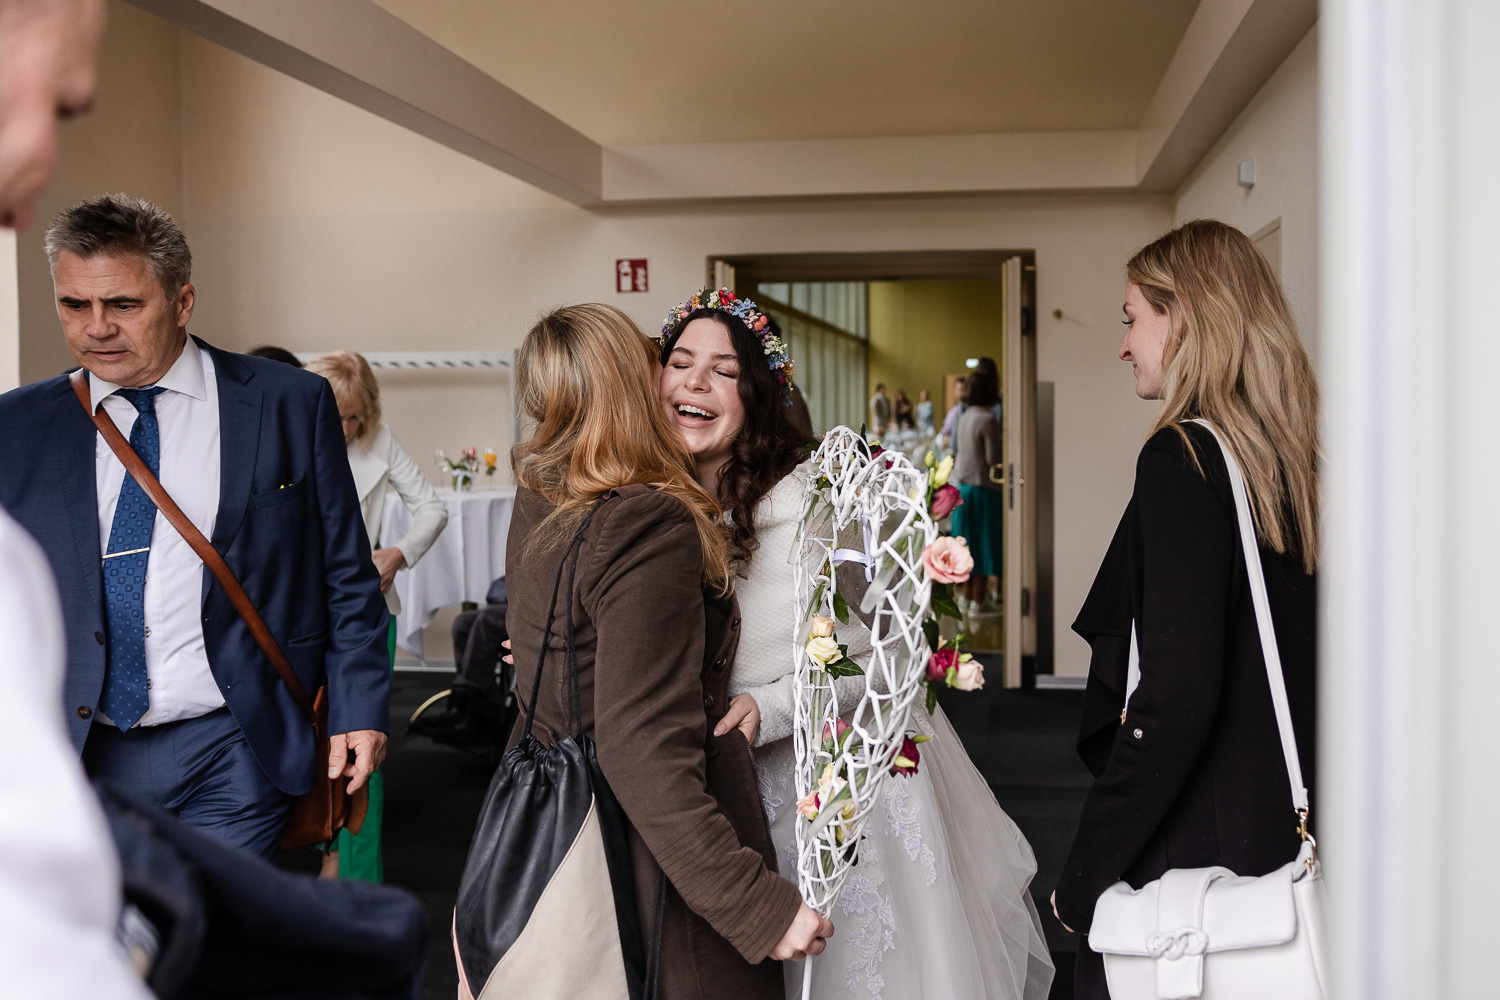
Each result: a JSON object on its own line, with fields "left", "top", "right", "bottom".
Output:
{"left": 730, "top": 464, "right": 1054, "bottom": 1000}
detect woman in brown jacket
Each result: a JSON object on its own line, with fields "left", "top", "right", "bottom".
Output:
{"left": 502, "top": 303, "right": 832, "bottom": 999}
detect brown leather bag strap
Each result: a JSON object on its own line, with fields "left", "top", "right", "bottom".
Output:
{"left": 70, "top": 370, "right": 318, "bottom": 726}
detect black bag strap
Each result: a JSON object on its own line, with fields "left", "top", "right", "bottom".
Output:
{"left": 520, "top": 498, "right": 608, "bottom": 740}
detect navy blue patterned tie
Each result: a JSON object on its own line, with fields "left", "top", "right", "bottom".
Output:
{"left": 99, "top": 387, "right": 166, "bottom": 730}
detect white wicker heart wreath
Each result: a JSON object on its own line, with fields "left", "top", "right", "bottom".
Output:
{"left": 791, "top": 425, "right": 972, "bottom": 918}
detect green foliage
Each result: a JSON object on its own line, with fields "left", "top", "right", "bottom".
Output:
{"left": 833, "top": 590, "right": 850, "bottom": 624}
{"left": 825, "top": 657, "right": 865, "bottom": 677}
{"left": 922, "top": 617, "right": 939, "bottom": 651}
{"left": 930, "top": 582, "right": 962, "bottom": 622}
{"left": 807, "top": 580, "right": 826, "bottom": 621}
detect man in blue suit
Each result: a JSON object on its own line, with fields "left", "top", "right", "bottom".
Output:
{"left": 0, "top": 194, "right": 391, "bottom": 859}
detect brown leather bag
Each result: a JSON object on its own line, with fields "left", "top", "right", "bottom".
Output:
{"left": 71, "top": 370, "right": 367, "bottom": 849}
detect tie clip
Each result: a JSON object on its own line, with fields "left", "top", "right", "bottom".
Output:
{"left": 103, "top": 547, "right": 150, "bottom": 560}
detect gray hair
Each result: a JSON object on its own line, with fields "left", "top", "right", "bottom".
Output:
{"left": 44, "top": 194, "right": 192, "bottom": 298}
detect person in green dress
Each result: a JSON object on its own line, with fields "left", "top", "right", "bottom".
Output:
{"left": 306, "top": 351, "right": 449, "bottom": 881}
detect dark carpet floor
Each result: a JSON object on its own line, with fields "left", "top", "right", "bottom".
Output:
{"left": 343, "top": 667, "right": 1090, "bottom": 1000}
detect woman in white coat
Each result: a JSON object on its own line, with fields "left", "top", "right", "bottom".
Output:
{"left": 306, "top": 350, "right": 448, "bottom": 882}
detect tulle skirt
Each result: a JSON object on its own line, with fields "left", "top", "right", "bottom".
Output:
{"left": 754, "top": 703, "right": 1054, "bottom": 1000}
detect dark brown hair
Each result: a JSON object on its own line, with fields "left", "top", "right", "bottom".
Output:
{"left": 659, "top": 309, "right": 810, "bottom": 562}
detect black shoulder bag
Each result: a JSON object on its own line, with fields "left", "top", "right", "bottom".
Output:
{"left": 453, "top": 500, "right": 664, "bottom": 1000}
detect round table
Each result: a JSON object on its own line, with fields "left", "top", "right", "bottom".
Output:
{"left": 380, "top": 485, "right": 516, "bottom": 658}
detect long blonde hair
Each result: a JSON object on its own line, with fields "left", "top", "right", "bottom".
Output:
{"left": 305, "top": 350, "right": 381, "bottom": 447}
{"left": 1128, "top": 220, "right": 1320, "bottom": 572}
{"left": 512, "top": 303, "right": 732, "bottom": 590}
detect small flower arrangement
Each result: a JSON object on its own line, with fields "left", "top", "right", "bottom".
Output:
{"left": 441, "top": 446, "right": 489, "bottom": 490}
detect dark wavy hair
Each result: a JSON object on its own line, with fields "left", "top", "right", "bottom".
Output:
{"left": 659, "top": 309, "right": 811, "bottom": 562}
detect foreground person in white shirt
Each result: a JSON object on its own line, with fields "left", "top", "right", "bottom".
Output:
{"left": 0, "top": 508, "right": 151, "bottom": 999}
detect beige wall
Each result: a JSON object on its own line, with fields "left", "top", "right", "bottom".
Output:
{"left": 176, "top": 35, "right": 1172, "bottom": 675}
{"left": 16, "top": 1, "right": 184, "bottom": 385}
{"left": 1174, "top": 24, "right": 1320, "bottom": 362}
{"left": 13, "top": 23, "right": 1171, "bottom": 676}
{"left": 867, "top": 279, "right": 1005, "bottom": 419}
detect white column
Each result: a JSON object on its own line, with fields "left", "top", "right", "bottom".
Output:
{"left": 0, "top": 229, "right": 19, "bottom": 391}
{"left": 1323, "top": 0, "right": 1500, "bottom": 997}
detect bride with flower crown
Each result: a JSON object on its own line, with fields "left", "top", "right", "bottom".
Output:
{"left": 655, "top": 288, "right": 1053, "bottom": 1000}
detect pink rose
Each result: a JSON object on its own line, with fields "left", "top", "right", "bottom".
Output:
{"left": 890, "top": 735, "right": 921, "bottom": 777}
{"left": 922, "top": 536, "right": 974, "bottom": 584}
{"left": 929, "top": 484, "right": 962, "bottom": 519}
{"left": 952, "top": 655, "right": 985, "bottom": 691}
{"left": 795, "top": 790, "right": 820, "bottom": 820}
{"left": 927, "top": 646, "right": 958, "bottom": 681}
{"left": 822, "top": 717, "right": 852, "bottom": 743}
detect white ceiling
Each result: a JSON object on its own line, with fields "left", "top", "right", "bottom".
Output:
{"left": 369, "top": 0, "right": 1203, "bottom": 145}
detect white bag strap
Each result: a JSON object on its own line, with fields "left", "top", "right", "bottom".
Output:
{"left": 1124, "top": 419, "right": 1310, "bottom": 817}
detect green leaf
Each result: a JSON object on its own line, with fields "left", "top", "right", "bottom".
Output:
{"left": 833, "top": 590, "right": 849, "bottom": 624}
{"left": 806, "top": 580, "right": 826, "bottom": 620}
{"left": 931, "top": 590, "right": 962, "bottom": 622}
{"left": 922, "top": 617, "right": 939, "bottom": 651}
{"left": 926, "top": 684, "right": 938, "bottom": 714}
{"left": 837, "top": 643, "right": 849, "bottom": 657}
{"left": 825, "top": 657, "right": 865, "bottom": 677}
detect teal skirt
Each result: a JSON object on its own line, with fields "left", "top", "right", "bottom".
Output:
{"left": 949, "top": 484, "right": 1004, "bottom": 577}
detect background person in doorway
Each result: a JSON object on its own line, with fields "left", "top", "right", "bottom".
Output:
{"left": 937, "top": 375, "right": 965, "bottom": 449}
{"left": 893, "top": 388, "right": 915, "bottom": 430}
{"left": 306, "top": 350, "right": 448, "bottom": 882}
{"left": 916, "top": 387, "right": 935, "bottom": 435}
{"left": 1051, "top": 221, "right": 1320, "bottom": 1000}
{"left": 869, "top": 381, "right": 891, "bottom": 435}
{"left": 948, "top": 370, "right": 1004, "bottom": 614}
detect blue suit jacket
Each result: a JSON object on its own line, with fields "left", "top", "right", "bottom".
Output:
{"left": 0, "top": 338, "right": 390, "bottom": 795}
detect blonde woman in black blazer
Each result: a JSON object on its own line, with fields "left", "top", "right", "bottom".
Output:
{"left": 1052, "top": 221, "right": 1321, "bottom": 999}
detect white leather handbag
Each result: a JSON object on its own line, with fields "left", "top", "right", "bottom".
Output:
{"left": 1087, "top": 420, "right": 1330, "bottom": 1000}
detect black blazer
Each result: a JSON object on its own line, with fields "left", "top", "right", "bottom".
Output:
{"left": 1053, "top": 423, "right": 1317, "bottom": 934}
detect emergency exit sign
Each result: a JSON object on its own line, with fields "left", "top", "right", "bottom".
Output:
{"left": 616, "top": 259, "right": 648, "bottom": 293}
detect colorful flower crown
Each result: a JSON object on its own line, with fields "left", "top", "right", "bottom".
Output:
{"left": 658, "top": 287, "right": 794, "bottom": 399}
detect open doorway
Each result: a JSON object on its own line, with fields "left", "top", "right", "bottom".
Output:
{"left": 712, "top": 251, "right": 1047, "bottom": 687}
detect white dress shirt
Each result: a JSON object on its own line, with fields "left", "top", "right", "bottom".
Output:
{"left": 0, "top": 508, "right": 153, "bottom": 1000}
{"left": 91, "top": 335, "right": 224, "bottom": 727}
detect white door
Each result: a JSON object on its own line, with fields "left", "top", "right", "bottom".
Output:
{"left": 1002, "top": 256, "right": 1025, "bottom": 687}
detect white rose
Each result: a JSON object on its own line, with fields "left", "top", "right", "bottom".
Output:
{"left": 808, "top": 615, "right": 837, "bottom": 639}
{"left": 806, "top": 636, "right": 841, "bottom": 666}
{"left": 951, "top": 655, "right": 985, "bottom": 691}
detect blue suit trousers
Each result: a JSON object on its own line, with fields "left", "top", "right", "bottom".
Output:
{"left": 82, "top": 708, "right": 293, "bottom": 860}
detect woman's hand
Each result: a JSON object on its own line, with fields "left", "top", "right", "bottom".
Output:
{"left": 713, "top": 693, "right": 760, "bottom": 745}
{"left": 1050, "top": 890, "right": 1075, "bottom": 934}
{"left": 769, "top": 902, "right": 834, "bottom": 962}
{"left": 371, "top": 547, "right": 405, "bottom": 593}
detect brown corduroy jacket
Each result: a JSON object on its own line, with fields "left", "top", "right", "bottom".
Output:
{"left": 506, "top": 485, "right": 800, "bottom": 1000}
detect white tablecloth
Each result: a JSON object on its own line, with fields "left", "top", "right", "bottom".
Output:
{"left": 381, "top": 486, "right": 516, "bottom": 657}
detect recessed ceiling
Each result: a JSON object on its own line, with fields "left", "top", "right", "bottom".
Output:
{"left": 369, "top": 0, "right": 1203, "bottom": 146}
